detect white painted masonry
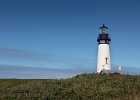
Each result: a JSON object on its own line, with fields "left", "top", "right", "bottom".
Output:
{"left": 97, "top": 44, "right": 111, "bottom": 73}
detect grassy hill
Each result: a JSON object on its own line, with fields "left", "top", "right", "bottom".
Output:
{"left": 0, "top": 73, "right": 140, "bottom": 100}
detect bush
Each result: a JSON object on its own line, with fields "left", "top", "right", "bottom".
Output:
{"left": 0, "top": 74, "right": 140, "bottom": 99}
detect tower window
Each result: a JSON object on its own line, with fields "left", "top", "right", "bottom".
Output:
{"left": 105, "top": 58, "right": 108, "bottom": 64}
{"left": 100, "top": 40, "right": 105, "bottom": 43}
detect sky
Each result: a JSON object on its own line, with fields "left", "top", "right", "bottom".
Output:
{"left": 0, "top": 0, "right": 140, "bottom": 78}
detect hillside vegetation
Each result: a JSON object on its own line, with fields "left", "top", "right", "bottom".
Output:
{"left": 0, "top": 73, "right": 140, "bottom": 100}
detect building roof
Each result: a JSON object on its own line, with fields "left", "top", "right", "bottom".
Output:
{"left": 99, "top": 24, "right": 108, "bottom": 29}
{"left": 100, "top": 69, "right": 121, "bottom": 74}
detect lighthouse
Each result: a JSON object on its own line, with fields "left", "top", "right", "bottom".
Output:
{"left": 97, "top": 24, "right": 111, "bottom": 73}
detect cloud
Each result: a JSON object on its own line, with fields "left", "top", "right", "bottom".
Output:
{"left": 0, "top": 47, "right": 85, "bottom": 63}
{"left": 0, "top": 47, "right": 95, "bottom": 70}
{"left": 0, "top": 64, "right": 88, "bottom": 79}
{"left": 0, "top": 64, "right": 139, "bottom": 79}
{"left": 121, "top": 66, "right": 140, "bottom": 75}
{"left": 0, "top": 47, "right": 51, "bottom": 61}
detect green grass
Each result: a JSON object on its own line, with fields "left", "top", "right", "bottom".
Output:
{"left": 0, "top": 73, "right": 140, "bottom": 100}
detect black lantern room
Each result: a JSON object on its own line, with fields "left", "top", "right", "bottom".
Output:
{"left": 97, "top": 24, "right": 111, "bottom": 44}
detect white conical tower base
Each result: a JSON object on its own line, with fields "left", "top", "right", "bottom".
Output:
{"left": 97, "top": 44, "right": 111, "bottom": 73}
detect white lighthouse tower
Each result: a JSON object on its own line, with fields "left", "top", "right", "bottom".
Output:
{"left": 97, "top": 24, "right": 111, "bottom": 73}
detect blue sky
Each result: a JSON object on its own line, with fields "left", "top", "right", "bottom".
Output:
{"left": 0, "top": 0, "right": 140, "bottom": 78}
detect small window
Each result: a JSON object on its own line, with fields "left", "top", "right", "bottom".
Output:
{"left": 100, "top": 40, "right": 105, "bottom": 43}
{"left": 105, "top": 58, "right": 108, "bottom": 64}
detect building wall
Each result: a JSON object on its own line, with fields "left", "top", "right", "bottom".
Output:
{"left": 97, "top": 44, "right": 111, "bottom": 73}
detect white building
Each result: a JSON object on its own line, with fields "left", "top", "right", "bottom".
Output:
{"left": 97, "top": 24, "right": 111, "bottom": 73}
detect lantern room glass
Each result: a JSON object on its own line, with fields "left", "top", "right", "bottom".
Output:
{"left": 100, "top": 28, "right": 107, "bottom": 34}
